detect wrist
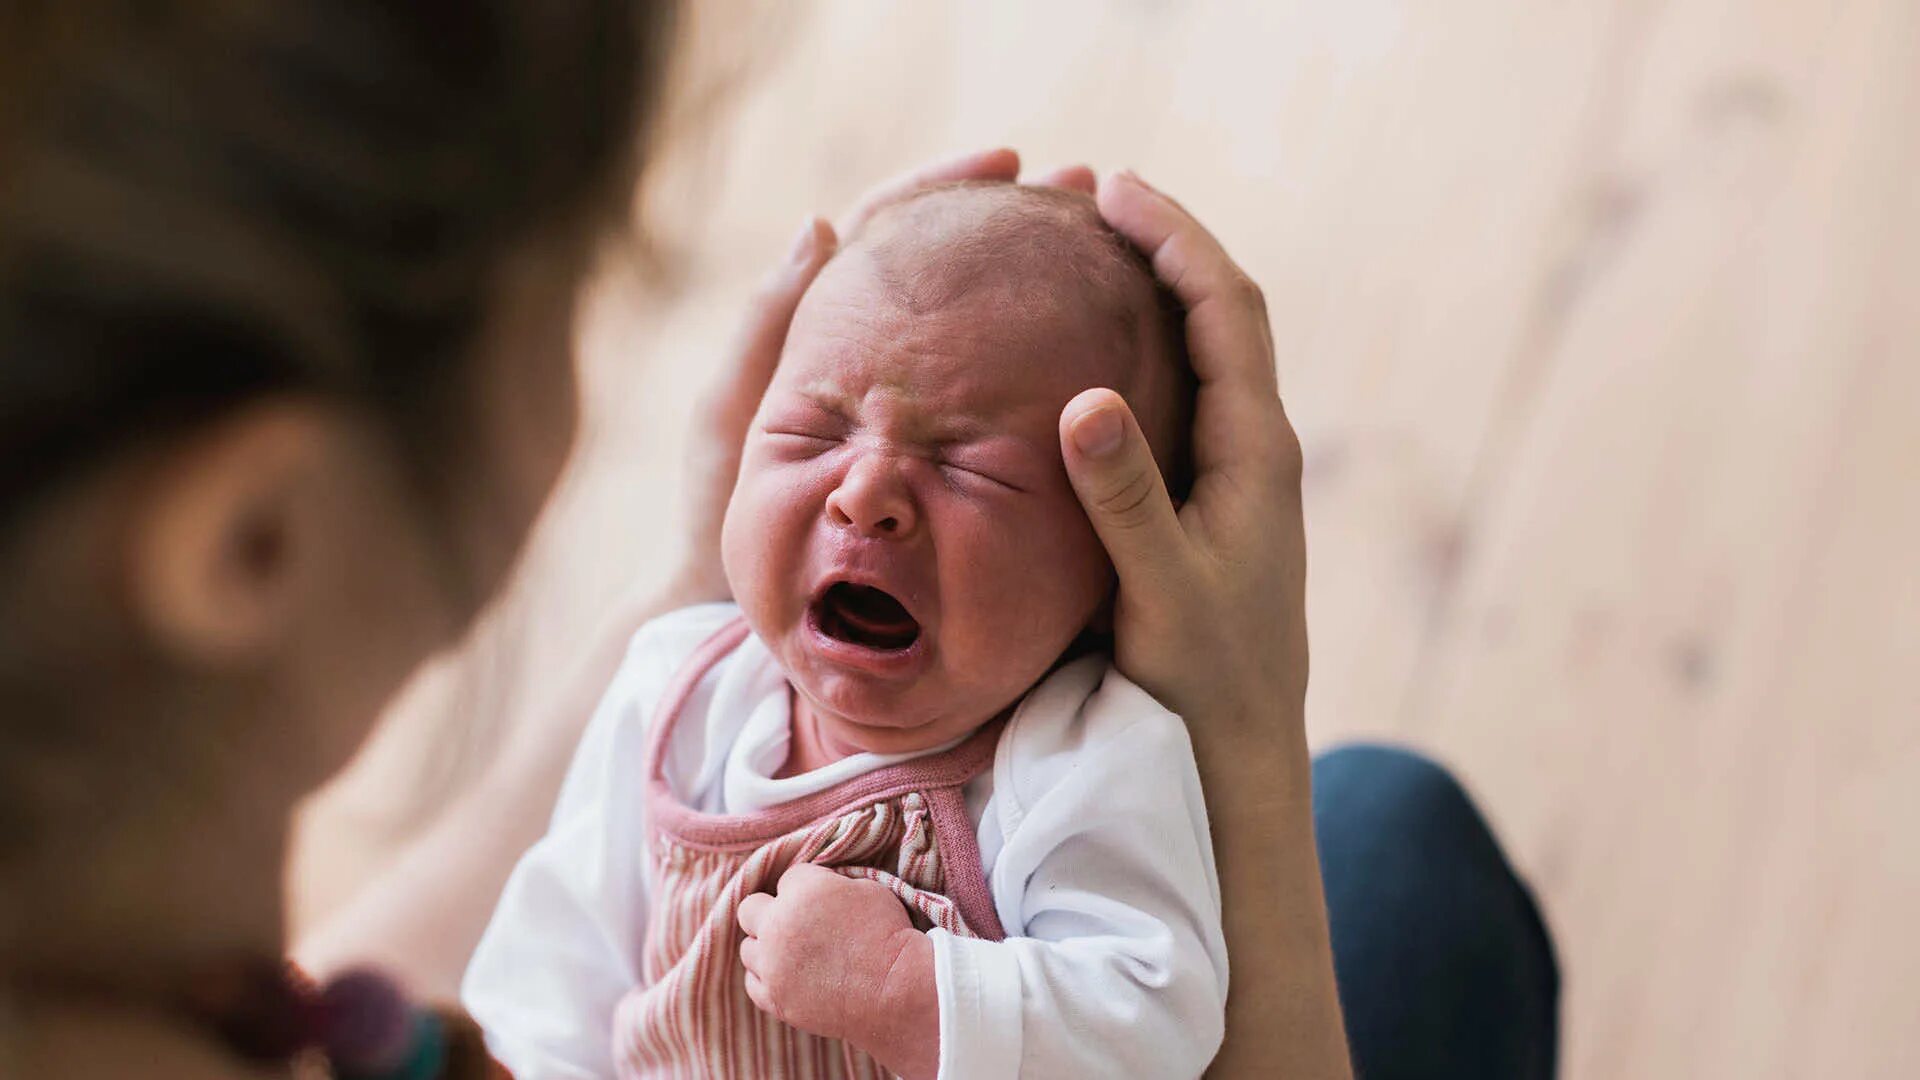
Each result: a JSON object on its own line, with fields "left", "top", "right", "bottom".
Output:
{"left": 860, "top": 928, "right": 940, "bottom": 1080}
{"left": 1186, "top": 670, "right": 1306, "bottom": 750}
{"left": 1187, "top": 689, "right": 1312, "bottom": 813}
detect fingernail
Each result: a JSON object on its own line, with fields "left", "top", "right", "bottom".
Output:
{"left": 1070, "top": 407, "right": 1126, "bottom": 458}
{"left": 788, "top": 218, "right": 820, "bottom": 265}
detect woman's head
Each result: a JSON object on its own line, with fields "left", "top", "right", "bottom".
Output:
{"left": 0, "top": 1, "right": 671, "bottom": 960}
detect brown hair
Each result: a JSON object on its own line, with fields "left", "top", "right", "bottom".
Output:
{"left": 0, "top": 1, "right": 674, "bottom": 862}
{"left": 0, "top": 1, "right": 673, "bottom": 527}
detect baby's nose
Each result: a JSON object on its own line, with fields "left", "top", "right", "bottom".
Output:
{"left": 825, "top": 456, "right": 918, "bottom": 539}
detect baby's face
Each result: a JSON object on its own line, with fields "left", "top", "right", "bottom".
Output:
{"left": 721, "top": 252, "right": 1126, "bottom": 754}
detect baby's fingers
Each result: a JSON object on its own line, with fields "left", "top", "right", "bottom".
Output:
{"left": 744, "top": 970, "right": 780, "bottom": 1019}
{"left": 737, "top": 891, "right": 772, "bottom": 937}
{"left": 1060, "top": 389, "right": 1189, "bottom": 594}
{"left": 739, "top": 935, "right": 766, "bottom": 974}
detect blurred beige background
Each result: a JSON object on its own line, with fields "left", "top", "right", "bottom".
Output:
{"left": 294, "top": 2, "right": 1920, "bottom": 1077}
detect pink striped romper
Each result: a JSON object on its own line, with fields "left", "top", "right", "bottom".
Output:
{"left": 612, "top": 619, "right": 1007, "bottom": 1078}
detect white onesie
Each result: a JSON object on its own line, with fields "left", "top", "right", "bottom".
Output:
{"left": 463, "top": 603, "right": 1226, "bottom": 1078}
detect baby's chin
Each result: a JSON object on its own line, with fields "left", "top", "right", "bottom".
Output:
{"left": 800, "top": 684, "right": 945, "bottom": 745}
{"left": 824, "top": 715, "right": 964, "bottom": 757}
{"left": 790, "top": 671, "right": 991, "bottom": 756}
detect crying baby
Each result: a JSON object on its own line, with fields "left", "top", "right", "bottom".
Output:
{"left": 466, "top": 182, "right": 1226, "bottom": 1080}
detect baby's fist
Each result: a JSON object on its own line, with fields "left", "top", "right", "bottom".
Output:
{"left": 736, "top": 863, "right": 936, "bottom": 1065}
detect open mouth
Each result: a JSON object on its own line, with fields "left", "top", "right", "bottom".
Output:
{"left": 813, "top": 582, "right": 921, "bottom": 652}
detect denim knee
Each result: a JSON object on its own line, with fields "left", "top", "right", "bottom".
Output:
{"left": 1313, "top": 743, "right": 1499, "bottom": 867}
{"left": 1312, "top": 742, "right": 1560, "bottom": 1080}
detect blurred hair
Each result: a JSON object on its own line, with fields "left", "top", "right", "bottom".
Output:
{"left": 851, "top": 182, "right": 1195, "bottom": 497}
{"left": 0, "top": 0, "right": 674, "bottom": 865}
{"left": 0, "top": 1, "right": 674, "bottom": 529}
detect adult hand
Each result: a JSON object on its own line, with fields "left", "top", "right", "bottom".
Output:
{"left": 1059, "top": 170, "right": 1309, "bottom": 734}
{"left": 664, "top": 148, "right": 1096, "bottom": 606}
{"left": 1066, "top": 172, "right": 1348, "bottom": 1080}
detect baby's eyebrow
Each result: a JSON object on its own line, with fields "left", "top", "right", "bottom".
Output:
{"left": 788, "top": 388, "right": 855, "bottom": 417}
{"left": 908, "top": 408, "right": 1038, "bottom": 451}
{"left": 923, "top": 414, "right": 996, "bottom": 443}
{"left": 787, "top": 384, "right": 1022, "bottom": 447}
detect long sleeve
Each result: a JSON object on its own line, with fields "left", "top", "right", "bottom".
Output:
{"left": 461, "top": 604, "right": 737, "bottom": 1079}
{"left": 931, "top": 660, "right": 1229, "bottom": 1079}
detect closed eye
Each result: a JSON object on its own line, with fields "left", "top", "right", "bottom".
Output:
{"left": 763, "top": 429, "right": 843, "bottom": 461}
{"left": 765, "top": 428, "right": 841, "bottom": 444}
{"left": 940, "top": 460, "right": 1027, "bottom": 494}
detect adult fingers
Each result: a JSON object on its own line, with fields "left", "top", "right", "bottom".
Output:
{"left": 737, "top": 891, "right": 771, "bottom": 936}
{"left": 1059, "top": 389, "right": 1190, "bottom": 592}
{"left": 836, "top": 147, "right": 1021, "bottom": 238}
{"left": 668, "top": 216, "right": 838, "bottom": 607}
{"left": 1096, "top": 170, "right": 1276, "bottom": 399}
{"left": 1029, "top": 164, "right": 1097, "bottom": 194}
{"left": 709, "top": 217, "right": 839, "bottom": 430}
{"left": 739, "top": 936, "right": 764, "bottom": 973}
{"left": 1097, "top": 169, "right": 1291, "bottom": 486}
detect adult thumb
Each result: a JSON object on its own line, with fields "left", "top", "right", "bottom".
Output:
{"left": 1059, "top": 388, "right": 1187, "bottom": 589}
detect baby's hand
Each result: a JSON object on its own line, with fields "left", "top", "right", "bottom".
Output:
{"left": 737, "top": 864, "right": 939, "bottom": 1080}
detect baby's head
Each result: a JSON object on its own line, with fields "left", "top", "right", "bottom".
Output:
{"left": 722, "top": 182, "right": 1191, "bottom": 755}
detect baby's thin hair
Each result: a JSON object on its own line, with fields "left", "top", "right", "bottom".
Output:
{"left": 848, "top": 181, "right": 1195, "bottom": 498}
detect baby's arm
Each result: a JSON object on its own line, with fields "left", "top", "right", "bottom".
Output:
{"left": 940, "top": 666, "right": 1228, "bottom": 1078}
{"left": 462, "top": 606, "right": 735, "bottom": 1078}
{"left": 461, "top": 677, "right": 649, "bottom": 1077}
{"left": 736, "top": 865, "right": 941, "bottom": 1080}
{"left": 739, "top": 664, "right": 1227, "bottom": 1079}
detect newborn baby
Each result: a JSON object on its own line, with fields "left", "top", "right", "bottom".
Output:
{"left": 464, "top": 183, "right": 1226, "bottom": 1079}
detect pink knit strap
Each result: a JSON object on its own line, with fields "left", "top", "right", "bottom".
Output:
{"left": 923, "top": 782, "right": 1006, "bottom": 940}
{"left": 644, "top": 618, "right": 1005, "bottom": 853}
{"left": 638, "top": 616, "right": 753, "bottom": 795}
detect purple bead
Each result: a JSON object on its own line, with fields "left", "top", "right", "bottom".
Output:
{"left": 320, "top": 968, "right": 414, "bottom": 1073}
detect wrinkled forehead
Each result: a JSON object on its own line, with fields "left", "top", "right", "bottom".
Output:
{"left": 776, "top": 182, "right": 1191, "bottom": 487}
{"left": 778, "top": 250, "right": 1145, "bottom": 425}
{"left": 854, "top": 188, "right": 1153, "bottom": 346}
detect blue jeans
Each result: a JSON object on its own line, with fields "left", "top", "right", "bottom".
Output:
{"left": 1315, "top": 744, "right": 1560, "bottom": 1079}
